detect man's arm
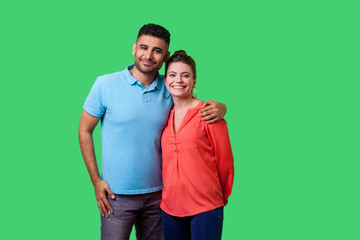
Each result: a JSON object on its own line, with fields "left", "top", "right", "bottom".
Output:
{"left": 78, "top": 110, "right": 115, "bottom": 218}
{"left": 199, "top": 100, "right": 227, "bottom": 124}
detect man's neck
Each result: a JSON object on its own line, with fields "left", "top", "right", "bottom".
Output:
{"left": 129, "top": 67, "right": 158, "bottom": 89}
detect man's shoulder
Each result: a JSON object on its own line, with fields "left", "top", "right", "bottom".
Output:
{"left": 97, "top": 70, "right": 126, "bottom": 82}
{"left": 92, "top": 69, "right": 129, "bottom": 90}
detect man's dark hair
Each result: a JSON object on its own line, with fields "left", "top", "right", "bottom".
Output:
{"left": 137, "top": 23, "right": 171, "bottom": 45}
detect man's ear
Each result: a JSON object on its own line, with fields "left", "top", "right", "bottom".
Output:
{"left": 132, "top": 43, "right": 136, "bottom": 56}
{"left": 163, "top": 51, "right": 170, "bottom": 62}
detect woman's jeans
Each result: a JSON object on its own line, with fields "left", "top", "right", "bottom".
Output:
{"left": 161, "top": 207, "right": 224, "bottom": 240}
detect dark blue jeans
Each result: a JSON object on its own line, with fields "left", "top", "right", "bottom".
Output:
{"left": 161, "top": 207, "right": 224, "bottom": 240}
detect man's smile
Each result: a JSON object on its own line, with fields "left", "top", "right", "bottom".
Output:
{"left": 141, "top": 59, "right": 155, "bottom": 66}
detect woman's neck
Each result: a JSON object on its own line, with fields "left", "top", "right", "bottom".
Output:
{"left": 173, "top": 96, "right": 200, "bottom": 112}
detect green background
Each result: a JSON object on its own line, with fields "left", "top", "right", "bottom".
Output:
{"left": 1, "top": 0, "right": 359, "bottom": 239}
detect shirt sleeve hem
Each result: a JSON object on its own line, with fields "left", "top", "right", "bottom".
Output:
{"left": 83, "top": 105, "right": 103, "bottom": 118}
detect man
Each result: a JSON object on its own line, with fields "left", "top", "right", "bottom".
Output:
{"left": 79, "top": 24, "right": 226, "bottom": 240}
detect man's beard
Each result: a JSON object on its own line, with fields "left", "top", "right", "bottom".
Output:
{"left": 134, "top": 60, "right": 158, "bottom": 75}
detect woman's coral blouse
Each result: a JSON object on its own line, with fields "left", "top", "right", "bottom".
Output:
{"left": 160, "top": 101, "right": 234, "bottom": 217}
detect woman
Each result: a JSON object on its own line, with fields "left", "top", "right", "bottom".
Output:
{"left": 160, "top": 50, "right": 234, "bottom": 240}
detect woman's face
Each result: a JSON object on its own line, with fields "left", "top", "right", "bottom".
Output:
{"left": 165, "top": 62, "right": 196, "bottom": 99}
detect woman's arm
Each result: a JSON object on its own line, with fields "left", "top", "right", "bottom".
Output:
{"left": 206, "top": 120, "right": 234, "bottom": 205}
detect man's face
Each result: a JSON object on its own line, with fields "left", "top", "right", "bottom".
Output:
{"left": 132, "top": 35, "right": 169, "bottom": 75}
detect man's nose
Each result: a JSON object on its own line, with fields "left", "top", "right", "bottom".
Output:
{"left": 144, "top": 50, "right": 153, "bottom": 60}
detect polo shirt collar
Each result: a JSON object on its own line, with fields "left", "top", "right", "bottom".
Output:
{"left": 125, "top": 64, "right": 138, "bottom": 85}
{"left": 125, "top": 64, "right": 162, "bottom": 90}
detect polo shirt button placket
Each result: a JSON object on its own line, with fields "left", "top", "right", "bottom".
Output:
{"left": 142, "top": 90, "right": 150, "bottom": 102}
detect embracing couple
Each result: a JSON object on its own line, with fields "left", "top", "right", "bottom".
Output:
{"left": 79, "top": 23, "right": 234, "bottom": 240}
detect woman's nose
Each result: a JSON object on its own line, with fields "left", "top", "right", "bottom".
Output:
{"left": 175, "top": 76, "right": 183, "bottom": 82}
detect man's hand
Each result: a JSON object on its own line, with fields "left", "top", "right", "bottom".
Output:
{"left": 199, "top": 100, "right": 227, "bottom": 124}
{"left": 94, "top": 179, "right": 115, "bottom": 218}
{"left": 79, "top": 110, "right": 115, "bottom": 218}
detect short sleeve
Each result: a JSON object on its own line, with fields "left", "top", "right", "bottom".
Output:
{"left": 206, "top": 120, "right": 234, "bottom": 205}
{"left": 83, "top": 76, "right": 106, "bottom": 117}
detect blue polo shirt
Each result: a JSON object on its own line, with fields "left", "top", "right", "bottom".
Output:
{"left": 84, "top": 65, "right": 173, "bottom": 194}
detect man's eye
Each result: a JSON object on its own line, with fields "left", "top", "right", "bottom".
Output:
{"left": 140, "top": 46, "right": 147, "bottom": 50}
{"left": 154, "top": 49, "right": 161, "bottom": 53}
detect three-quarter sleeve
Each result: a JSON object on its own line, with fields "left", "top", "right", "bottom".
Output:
{"left": 206, "top": 120, "right": 234, "bottom": 205}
